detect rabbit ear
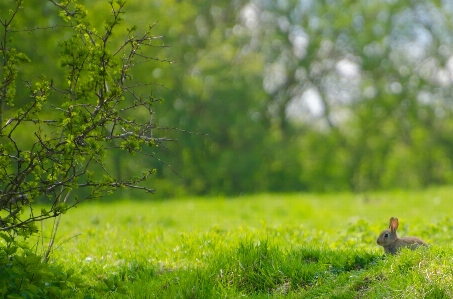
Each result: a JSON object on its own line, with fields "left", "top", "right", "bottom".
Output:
{"left": 388, "top": 217, "right": 394, "bottom": 229}
{"left": 390, "top": 217, "right": 399, "bottom": 232}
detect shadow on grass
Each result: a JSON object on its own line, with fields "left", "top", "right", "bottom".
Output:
{"left": 119, "top": 240, "right": 384, "bottom": 299}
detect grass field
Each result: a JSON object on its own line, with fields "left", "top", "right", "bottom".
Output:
{"left": 32, "top": 187, "right": 453, "bottom": 298}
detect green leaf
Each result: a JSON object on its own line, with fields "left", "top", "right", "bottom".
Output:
{"left": 4, "top": 246, "right": 17, "bottom": 255}
{"left": 0, "top": 233, "right": 13, "bottom": 243}
{"left": 22, "top": 283, "right": 40, "bottom": 295}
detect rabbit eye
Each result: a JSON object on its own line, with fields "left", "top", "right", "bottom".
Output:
{"left": 384, "top": 233, "right": 389, "bottom": 238}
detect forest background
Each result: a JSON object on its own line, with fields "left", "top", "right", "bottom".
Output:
{"left": 5, "top": 0, "right": 453, "bottom": 199}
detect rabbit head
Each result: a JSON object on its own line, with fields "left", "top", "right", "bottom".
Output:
{"left": 376, "top": 217, "right": 399, "bottom": 246}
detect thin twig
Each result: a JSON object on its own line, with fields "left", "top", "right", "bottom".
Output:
{"left": 43, "top": 189, "right": 71, "bottom": 263}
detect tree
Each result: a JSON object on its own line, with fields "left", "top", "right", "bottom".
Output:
{"left": 0, "top": 2, "right": 180, "bottom": 296}
{"left": 139, "top": 0, "right": 453, "bottom": 195}
{"left": 0, "top": 0, "right": 173, "bottom": 238}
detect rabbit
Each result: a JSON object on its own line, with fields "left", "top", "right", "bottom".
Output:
{"left": 376, "top": 217, "right": 427, "bottom": 255}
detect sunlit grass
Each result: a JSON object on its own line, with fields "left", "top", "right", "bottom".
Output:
{"left": 32, "top": 186, "right": 453, "bottom": 297}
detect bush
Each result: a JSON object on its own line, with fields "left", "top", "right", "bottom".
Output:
{"left": 0, "top": 233, "right": 97, "bottom": 298}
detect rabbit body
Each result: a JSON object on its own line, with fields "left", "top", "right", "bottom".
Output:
{"left": 376, "top": 217, "right": 427, "bottom": 255}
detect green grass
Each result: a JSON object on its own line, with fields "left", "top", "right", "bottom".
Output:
{"left": 31, "top": 186, "right": 453, "bottom": 298}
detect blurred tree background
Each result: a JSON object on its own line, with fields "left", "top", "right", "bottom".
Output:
{"left": 4, "top": 0, "right": 453, "bottom": 198}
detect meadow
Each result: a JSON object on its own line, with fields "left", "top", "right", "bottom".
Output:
{"left": 34, "top": 187, "right": 453, "bottom": 298}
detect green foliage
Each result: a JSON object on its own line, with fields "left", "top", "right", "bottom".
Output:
{"left": 0, "top": 0, "right": 176, "bottom": 235}
{"left": 70, "top": 0, "right": 453, "bottom": 197}
{"left": 25, "top": 187, "right": 450, "bottom": 298}
{"left": 3, "top": 0, "right": 453, "bottom": 198}
{"left": 1, "top": 0, "right": 453, "bottom": 199}
{"left": 0, "top": 233, "right": 98, "bottom": 298}
{"left": 0, "top": 1, "right": 180, "bottom": 296}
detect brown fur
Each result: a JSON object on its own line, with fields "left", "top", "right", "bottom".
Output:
{"left": 376, "top": 217, "right": 427, "bottom": 255}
